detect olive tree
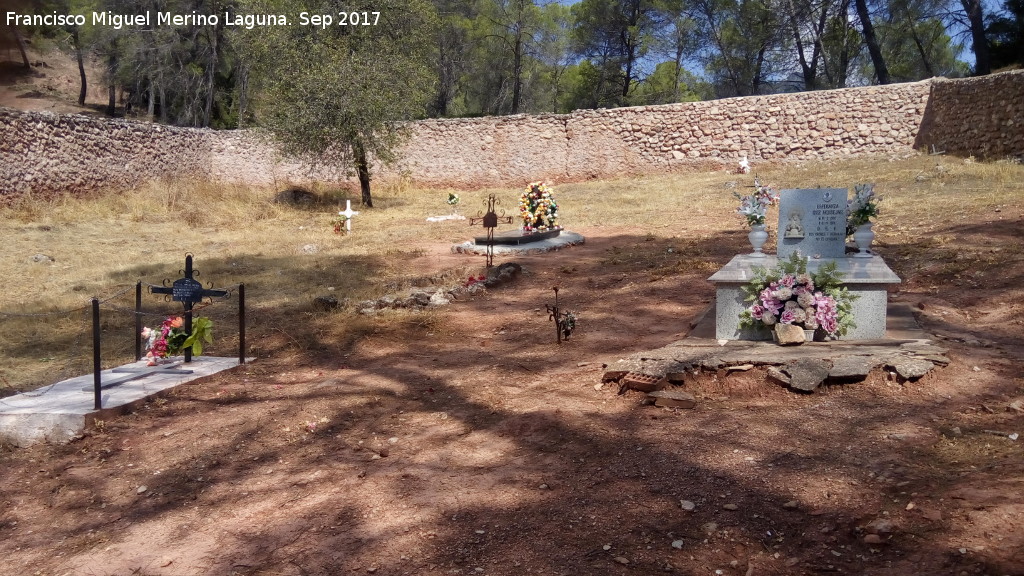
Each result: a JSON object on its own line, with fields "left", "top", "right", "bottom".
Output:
{"left": 240, "top": 0, "right": 437, "bottom": 207}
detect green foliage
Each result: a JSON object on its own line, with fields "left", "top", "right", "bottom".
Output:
{"left": 238, "top": 0, "right": 437, "bottom": 202}
{"left": 695, "top": 0, "right": 789, "bottom": 96}
{"left": 630, "top": 61, "right": 708, "bottom": 105}
{"left": 738, "top": 253, "right": 859, "bottom": 337}
{"left": 875, "top": 3, "right": 969, "bottom": 81}
{"left": 182, "top": 317, "right": 214, "bottom": 356}
{"left": 988, "top": 0, "right": 1024, "bottom": 69}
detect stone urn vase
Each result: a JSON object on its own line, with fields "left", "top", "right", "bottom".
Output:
{"left": 748, "top": 224, "right": 769, "bottom": 258}
{"left": 853, "top": 222, "right": 875, "bottom": 257}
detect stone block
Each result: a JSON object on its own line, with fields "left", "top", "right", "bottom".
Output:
{"left": 647, "top": 389, "right": 697, "bottom": 409}
{"left": 828, "top": 356, "right": 875, "bottom": 380}
{"left": 887, "top": 358, "right": 934, "bottom": 380}
{"left": 785, "top": 359, "right": 831, "bottom": 392}
{"left": 774, "top": 324, "right": 806, "bottom": 345}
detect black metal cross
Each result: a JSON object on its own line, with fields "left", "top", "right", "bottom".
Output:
{"left": 469, "top": 194, "right": 513, "bottom": 268}
{"left": 149, "top": 254, "right": 228, "bottom": 362}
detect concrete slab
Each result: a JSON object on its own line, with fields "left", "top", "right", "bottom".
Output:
{"left": 0, "top": 356, "right": 248, "bottom": 447}
{"left": 452, "top": 231, "right": 585, "bottom": 256}
{"left": 603, "top": 300, "right": 948, "bottom": 392}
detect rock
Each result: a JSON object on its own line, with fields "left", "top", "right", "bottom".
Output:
{"left": 312, "top": 295, "right": 339, "bottom": 312}
{"left": 723, "top": 503, "right": 738, "bottom": 511}
{"left": 410, "top": 291, "right": 433, "bottom": 306}
{"left": 301, "top": 244, "right": 319, "bottom": 254}
{"left": 774, "top": 324, "right": 806, "bottom": 345}
{"left": 648, "top": 389, "right": 696, "bottom": 409}
{"left": 428, "top": 292, "right": 450, "bottom": 307}
{"left": 726, "top": 364, "right": 754, "bottom": 372}
{"left": 680, "top": 500, "right": 696, "bottom": 511}
{"left": 864, "top": 518, "right": 896, "bottom": 535}
{"left": 1008, "top": 398, "right": 1024, "bottom": 414}
{"left": 828, "top": 357, "right": 874, "bottom": 380}
{"left": 785, "top": 359, "right": 831, "bottom": 392}
{"left": 767, "top": 366, "right": 790, "bottom": 385}
{"left": 782, "top": 500, "right": 799, "bottom": 509}
{"left": 863, "top": 534, "right": 884, "bottom": 545}
{"left": 671, "top": 540, "right": 684, "bottom": 549}
{"left": 137, "top": 485, "right": 148, "bottom": 494}
{"left": 614, "top": 556, "right": 630, "bottom": 565}
{"left": 30, "top": 253, "right": 55, "bottom": 264}
{"left": 888, "top": 358, "right": 934, "bottom": 380}
{"left": 602, "top": 370, "right": 629, "bottom": 383}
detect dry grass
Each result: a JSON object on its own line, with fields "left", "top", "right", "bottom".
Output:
{"left": 1, "top": 153, "right": 1022, "bottom": 397}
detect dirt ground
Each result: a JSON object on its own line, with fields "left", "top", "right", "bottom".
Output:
{"left": 2, "top": 215, "right": 1023, "bottom": 576}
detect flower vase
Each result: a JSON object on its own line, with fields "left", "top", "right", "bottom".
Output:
{"left": 804, "top": 329, "right": 817, "bottom": 342}
{"left": 747, "top": 224, "right": 768, "bottom": 258}
{"left": 853, "top": 222, "right": 875, "bottom": 257}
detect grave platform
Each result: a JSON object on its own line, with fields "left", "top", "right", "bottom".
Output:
{"left": 473, "top": 228, "right": 562, "bottom": 245}
{"left": 603, "top": 301, "right": 950, "bottom": 393}
{"left": 0, "top": 356, "right": 249, "bottom": 447}
{"left": 708, "top": 254, "right": 900, "bottom": 340}
{"left": 453, "top": 230, "right": 585, "bottom": 256}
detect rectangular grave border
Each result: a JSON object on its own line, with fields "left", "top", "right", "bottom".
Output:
{"left": 88, "top": 254, "right": 246, "bottom": 410}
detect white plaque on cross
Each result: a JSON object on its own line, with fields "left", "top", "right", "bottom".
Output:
{"left": 339, "top": 200, "right": 360, "bottom": 232}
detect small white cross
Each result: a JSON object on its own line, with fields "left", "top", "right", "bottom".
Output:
{"left": 339, "top": 200, "right": 360, "bottom": 232}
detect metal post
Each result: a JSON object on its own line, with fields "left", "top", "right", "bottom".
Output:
{"left": 134, "top": 281, "right": 142, "bottom": 361}
{"left": 553, "top": 288, "right": 561, "bottom": 344}
{"left": 238, "top": 283, "right": 246, "bottom": 364}
{"left": 92, "top": 298, "right": 102, "bottom": 410}
{"left": 183, "top": 302, "right": 193, "bottom": 363}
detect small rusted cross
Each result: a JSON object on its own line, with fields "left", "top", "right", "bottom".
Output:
{"left": 469, "top": 194, "right": 513, "bottom": 268}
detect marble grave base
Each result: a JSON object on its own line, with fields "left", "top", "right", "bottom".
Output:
{"left": 708, "top": 254, "right": 901, "bottom": 340}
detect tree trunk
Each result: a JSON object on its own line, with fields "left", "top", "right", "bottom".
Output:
{"left": 909, "top": 19, "right": 935, "bottom": 77}
{"left": 72, "top": 29, "right": 87, "bottom": 105}
{"left": 960, "top": 0, "right": 991, "bottom": 74}
{"left": 203, "top": 14, "right": 221, "bottom": 127}
{"left": 13, "top": 28, "right": 31, "bottom": 69}
{"left": 105, "top": 42, "right": 117, "bottom": 116}
{"left": 107, "top": 83, "right": 116, "bottom": 115}
{"left": 854, "top": 0, "right": 890, "bottom": 84}
{"left": 158, "top": 81, "right": 167, "bottom": 123}
{"left": 511, "top": 28, "right": 523, "bottom": 114}
{"left": 353, "top": 141, "right": 373, "bottom": 208}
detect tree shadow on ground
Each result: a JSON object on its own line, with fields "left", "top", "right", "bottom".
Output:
{"left": 1, "top": 230, "right": 1022, "bottom": 576}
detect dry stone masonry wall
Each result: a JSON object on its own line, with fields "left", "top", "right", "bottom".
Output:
{"left": 915, "top": 71, "right": 1024, "bottom": 159}
{"left": 2, "top": 71, "right": 1022, "bottom": 200}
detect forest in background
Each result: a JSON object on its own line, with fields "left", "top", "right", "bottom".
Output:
{"left": 1, "top": 0, "right": 1022, "bottom": 130}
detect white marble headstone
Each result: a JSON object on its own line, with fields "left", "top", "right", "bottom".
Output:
{"left": 777, "top": 188, "right": 848, "bottom": 259}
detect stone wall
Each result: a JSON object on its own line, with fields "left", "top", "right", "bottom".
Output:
{"left": 2, "top": 71, "right": 1022, "bottom": 199}
{"left": 393, "top": 80, "right": 934, "bottom": 188}
{"left": 0, "top": 109, "right": 209, "bottom": 197}
{"left": 0, "top": 109, "right": 348, "bottom": 198}
{"left": 915, "top": 70, "right": 1024, "bottom": 159}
